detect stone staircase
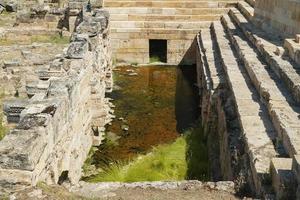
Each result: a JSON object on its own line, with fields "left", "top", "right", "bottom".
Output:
{"left": 198, "top": 0, "right": 300, "bottom": 198}
{"left": 104, "top": 0, "right": 239, "bottom": 64}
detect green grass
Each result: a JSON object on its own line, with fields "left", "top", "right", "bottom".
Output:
{"left": 0, "top": 35, "right": 70, "bottom": 46}
{"left": 84, "top": 124, "right": 209, "bottom": 182}
{"left": 149, "top": 56, "right": 161, "bottom": 63}
{"left": 30, "top": 35, "right": 70, "bottom": 44}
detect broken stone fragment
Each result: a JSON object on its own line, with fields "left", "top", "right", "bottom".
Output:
{"left": 121, "top": 124, "right": 129, "bottom": 131}
{"left": 0, "top": 5, "right": 4, "bottom": 14}
{"left": 5, "top": 2, "right": 17, "bottom": 12}
{"left": 76, "top": 19, "right": 101, "bottom": 37}
{"left": 3, "top": 60, "right": 20, "bottom": 68}
{"left": 66, "top": 40, "right": 88, "bottom": 59}
{"left": 16, "top": 11, "right": 33, "bottom": 23}
{"left": 17, "top": 114, "right": 49, "bottom": 130}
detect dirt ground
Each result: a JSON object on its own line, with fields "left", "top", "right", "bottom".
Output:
{"left": 7, "top": 181, "right": 245, "bottom": 200}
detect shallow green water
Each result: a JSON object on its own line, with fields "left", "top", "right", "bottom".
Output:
{"left": 83, "top": 65, "right": 208, "bottom": 180}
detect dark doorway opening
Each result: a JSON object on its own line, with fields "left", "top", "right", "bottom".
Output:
{"left": 149, "top": 39, "right": 167, "bottom": 63}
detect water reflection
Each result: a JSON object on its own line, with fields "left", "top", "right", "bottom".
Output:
{"left": 91, "top": 65, "right": 200, "bottom": 168}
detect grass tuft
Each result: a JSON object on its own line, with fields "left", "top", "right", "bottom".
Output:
{"left": 84, "top": 124, "right": 209, "bottom": 182}
{"left": 149, "top": 56, "right": 161, "bottom": 63}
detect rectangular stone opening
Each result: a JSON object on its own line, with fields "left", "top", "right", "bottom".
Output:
{"left": 149, "top": 39, "right": 167, "bottom": 63}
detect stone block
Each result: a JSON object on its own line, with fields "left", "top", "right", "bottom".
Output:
{"left": 0, "top": 4, "right": 4, "bottom": 13}
{"left": 5, "top": 2, "right": 17, "bottom": 12}
{"left": 271, "top": 158, "right": 296, "bottom": 200}
{"left": 296, "top": 34, "right": 300, "bottom": 43}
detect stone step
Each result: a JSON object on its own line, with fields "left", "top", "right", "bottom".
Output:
{"left": 111, "top": 21, "right": 211, "bottom": 29}
{"left": 245, "top": 0, "right": 255, "bottom": 7}
{"left": 197, "top": 28, "right": 225, "bottom": 91}
{"left": 110, "top": 28, "right": 198, "bottom": 40}
{"left": 110, "top": 32, "right": 196, "bottom": 40}
{"left": 270, "top": 158, "right": 296, "bottom": 200}
{"left": 110, "top": 13, "right": 222, "bottom": 21}
{"left": 237, "top": 1, "right": 254, "bottom": 21}
{"left": 212, "top": 21, "right": 277, "bottom": 195}
{"left": 292, "top": 155, "right": 300, "bottom": 199}
{"left": 229, "top": 8, "right": 300, "bottom": 108}
{"left": 111, "top": 27, "right": 200, "bottom": 34}
{"left": 284, "top": 37, "right": 300, "bottom": 66}
{"left": 221, "top": 15, "right": 300, "bottom": 158}
{"left": 104, "top": 1, "right": 237, "bottom": 8}
{"left": 106, "top": 7, "right": 229, "bottom": 15}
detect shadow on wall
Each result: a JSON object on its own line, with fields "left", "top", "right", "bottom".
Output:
{"left": 175, "top": 64, "right": 210, "bottom": 180}
{"left": 175, "top": 65, "right": 199, "bottom": 133}
{"left": 184, "top": 124, "right": 210, "bottom": 181}
{"left": 178, "top": 37, "right": 197, "bottom": 66}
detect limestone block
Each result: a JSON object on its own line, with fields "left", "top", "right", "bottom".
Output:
{"left": 270, "top": 158, "right": 296, "bottom": 200}
{"left": 296, "top": 35, "right": 300, "bottom": 44}
{"left": 5, "top": 1, "right": 17, "bottom": 12}
{"left": 66, "top": 39, "right": 89, "bottom": 59}
{"left": 0, "top": 127, "right": 47, "bottom": 171}
{"left": 0, "top": 169, "right": 33, "bottom": 185}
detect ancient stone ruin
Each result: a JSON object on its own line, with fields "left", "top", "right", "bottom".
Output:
{"left": 0, "top": 0, "right": 300, "bottom": 199}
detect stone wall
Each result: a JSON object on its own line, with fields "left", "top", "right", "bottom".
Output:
{"left": 195, "top": 29, "right": 248, "bottom": 189}
{"left": 254, "top": 0, "right": 300, "bottom": 37}
{"left": 0, "top": 8, "right": 112, "bottom": 188}
{"left": 105, "top": 0, "right": 237, "bottom": 65}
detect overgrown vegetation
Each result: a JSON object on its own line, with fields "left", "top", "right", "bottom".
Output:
{"left": 0, "top": 35, "right": 69, "bottom": 46}
{"left": 83, "top": 124, "right": 209, "bottom": 182}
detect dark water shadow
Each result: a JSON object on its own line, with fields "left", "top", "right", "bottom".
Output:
{"left": 175, "top": 65, "right": 200, "bottom": 133}
{"left": 175, "top": 65, "right": 210, "bottom": 180}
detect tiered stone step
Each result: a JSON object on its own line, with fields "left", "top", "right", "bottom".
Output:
{"left": 211, "top": 21, "right": 278, "bottom": 195}
{"left": 224, "top": 5, "right": 300, "bottom": 157}
{"left": 110, "top": 14, "right": 222, "bottom": 21}
{"left": 228, "top": 6, "right": 300, "bottom": 105}
{"left": 105, "top": 0, "right": 239, "bottom": 64}
{"left": 221, "top": 14, "right": 300, "bottom": 158}
{"left": 111, "top": 21, "right": 212, "bottom": 29}
{"left": 214, "top": 2, "right": 300, "bottom": 197}
{"left": 106, "top": 7, "right": 230, "bottom": 15}
{"left": 292, "top": 155, "right": 300, "bottom": 199}
{"left": 270, "top": 158, "right": 296, "bottom": 199}
{"left": 245, "top": 0, "right": 255, "bottom": 7}
{"left": 237, "top": 1, "right": 253, "bottom": 20}
{"left": 284, "top": 35, "right": 300, "bottom": 66}
{"left": 104, "top": 1, "right": 237, "bottom": 8}
{"left": 197, "top": 28, "right": 225, "bottom": 91}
